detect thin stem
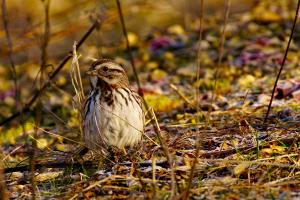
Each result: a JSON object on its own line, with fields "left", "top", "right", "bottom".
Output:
{"left": 263, "top": 0, "right": 300, "bottom": 124}
{"left": 1, "top": 0, "right": 19, "bottom": 109}
{"left": 0, "top": 159, "right": 8, "bottom": 200}
{"left": 30, "top": 1, "right": 51, "bottom": 198}
{"left": 150, "top": 108, "right": 177, "bottom": 198}
{"left": 0, "top": 20, "right": 101, "bottom": 127}
{"left": 116, "top": 1, "right": 178, "bottom": 197}
{"left": 115, "top": 0, "right": 142, "bottom": 95}
{"left": 1, "top": 0, "right": 27, "bottom": 151}
{"left": 210, "top": 0, "right": 231, "bottom": 114}
{"left": 40, "top": 0, "right": 51, "bottom": 87}
{"left": 195, "top": 0, "right": 204, "bottom": 106}
{"left": 29, "top": 140, "right": 37, "bottom": 199}
{"left": 184, "top": 1, "right": 204, "bottom": 199}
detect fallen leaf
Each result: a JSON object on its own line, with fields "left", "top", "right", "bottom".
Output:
{"left": 35, "top": 172, "right": 63, "bottom": 182}
{"left": 233, "top": 162, "right": 250, "bottom": 175}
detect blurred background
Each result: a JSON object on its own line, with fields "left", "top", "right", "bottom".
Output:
{"left": 1, "top": 1, "right": 300, "bottom": 198}
{"left": 1, "top": 0, "right": 258, "bottom": 64}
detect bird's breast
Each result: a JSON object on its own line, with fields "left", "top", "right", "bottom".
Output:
{"left": 84, "top": 88, "right": 143, "bottom": 149}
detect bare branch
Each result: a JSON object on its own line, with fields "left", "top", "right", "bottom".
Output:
{"left": 0, "top": 161, "right": 8, "bottom": 200}
{"left": 184, "top": 1, "right": 204, "bottom": 199}
{"left": 115, "top": 0, "right": 142, "bottom": 95}
{"left": 0, "top": 20, "right": 101, "bottom": 127}
{"left": 210, "top": 0, "right": 231, "bottom": 112}
{"left": 39, "top": 0, "right": 51, "bottom": 87}
{"left": 263, "top": 0, "right": 300, "bottom": 124}
{"left": 1, "top": 0, "right": 19, "bottom": 108}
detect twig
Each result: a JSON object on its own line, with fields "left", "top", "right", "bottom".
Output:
{"left": 199, "top": 158, "right": 300, "bottom": 170}
{"left": 29, "top": 140, "right": 37, "bottom": 199}
{"left": 3, "top": 160, "right": 94, "bottom": 174}
{"left": 264, "top": 175, "right": 300, "bottom": 186}
{"left": 116, "top": 1, "right": 179, "bottom": 197}
{"left": 210, "top": 0, "right": 231, "bottom": 113}
{"left": 116, "top": 1, "right": 178, "bottom": 197}
{"left": 3, "top": 159, "right": 169, "bottom": 174}
{"left": 70, "top": 42, "right": 84, "bottom": 103}
{"left": 195, "top": 0, "right": 204, "bottom": 106}
{"left": 1, "top": 0, "right": 26, "bottom": 140}
{"left": 150, "top": 108, "right": 177, "bottom": 198}
{"left": 39, "top": 0, "right": 51, "bottom": 86}
{"left": 200, "top": 136, "right": 300, "bottom": 158}
{"left": 2, "top": 146, "right": 23, "bottom": 161}
{"left": 170, "top": 83, "right": 193, "bottom": 105}
{"left": 30, "top": 1, "right": 51, "bottom": 197}
{"left": 2, "top": 0, "right": 26, "bottom": 145}
{"left": 1, "top": 0, "right": 19, "bottom": 108}
{"left": 263, "top": 0, "right": 300, "bottom": 124}
{"left": 68, "top": 176, "right": 118, "bottom": 200}
{"left": 37, "top": 126, "right": 84, "bottom": 146}
{"left": 70, "top": 42, "right": 85, "bottom": 138}
{"left": 0, "top": 20, "right": 101, "bottom": 127}
{"left": 0, "top": 160, "right": 8, "bottom": 200}
{"left": 184, "top": 1, "right": 204, "bottom": 199}
{"left": 151, "top": 156, "right": 157, "bottom": 199}
{"left": 115, "top": 0, "right": 142, "bottom": 95}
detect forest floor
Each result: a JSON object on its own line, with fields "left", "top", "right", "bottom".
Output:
{"left": 1, "top": 1, "right": 300, "bottom": 199}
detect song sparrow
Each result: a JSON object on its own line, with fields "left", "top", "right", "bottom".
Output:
{"left": 83, "top": 59, "right": 144, "bottom": 155}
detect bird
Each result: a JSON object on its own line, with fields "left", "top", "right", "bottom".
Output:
{"left": 83, "top": 59, "right": 144, "bottom": 155}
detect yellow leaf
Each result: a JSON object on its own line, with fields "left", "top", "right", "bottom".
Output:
{"left": 150, "top": 69, "right": 167, "bottom": 81}
{"left": 55, "top": 144, "right": 68, "bottom": 151}
{"left": 270, "top": 144, "right": 285, "bottom": 153}
{"left": 35, "top": 172, "right": 62, "bottom": 182}
{"left": 253, "top": 7, "right": 281, "bottom": 23}
{"left": 127, "top": 32, "right": 139, "bottom": 46}
{"left": 190, "top": 118, "right": 196, "bottom": 124}
{"left": 231, "top": 139, "right": 238, "bottom": 148}
{"left": 238, "top": 75, "right": 256, "bottom": 88}
{"left": 84, "top": 191, "right": 94, "bottom": 198}
{"left": 221, "top": 141, "right": 229, "bottom": 150}
{"left": 4, "top": 96, "right": 15, "bottom": 107}
{"left": 261, "top": 148, "right": 273, "bottom": 154}
{"left": 0, "top": 121, "right": 34, "bottom": 145}
{"left": 176, "top": 114, "right": 184, "bottom": 120}
{"left": 145, "top": 94, "right": 182, "bottom": 112}
{"left": 56, "top": 76, "right": 66, "bottom": 86}
{"left": 220, "top": 176, "right": 237, "bottom": 185}
{"left": 146, "top": 61, "right": 159, "bottom": 70}
{"left": 10, "top": 172, "right": 23, "bottom": 180}
{"left": 36, "top": 138, "right": 49, "bottom": 149}
{"left": 233, "top": 162, "right": 250, "bottom": 175}
{"left": 142, "top": 52, "right": 150, "bottom": 61}
{"left": 163, "top": 52, "right": 174, "bottom": 60}
{"left": 167, "top": 24, "right": 185, "bottom": 35}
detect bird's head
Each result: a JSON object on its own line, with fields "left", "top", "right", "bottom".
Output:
{"left": 87, "top": 59, "right": 129, "bottom": 88}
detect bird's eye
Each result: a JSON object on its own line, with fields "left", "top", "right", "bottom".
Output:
{"left": 103, "top": 66, "right": 108, "bottom": 71}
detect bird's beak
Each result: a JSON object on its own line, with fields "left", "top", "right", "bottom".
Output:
{"left": 86, "top": 69, "right": 97, "bottom": 76}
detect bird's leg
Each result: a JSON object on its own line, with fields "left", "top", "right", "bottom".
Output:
{"left": 77, "top": 147, "right": 89, "bottom": 156}
{"left": 70, "top": 146, "right": 89, "bottom": 161}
